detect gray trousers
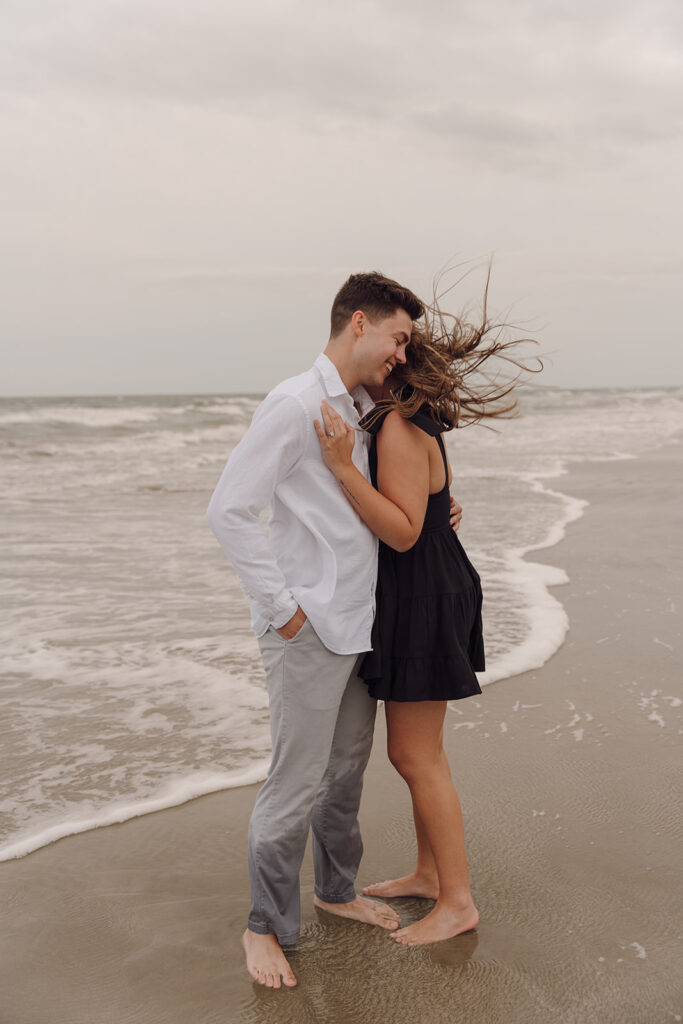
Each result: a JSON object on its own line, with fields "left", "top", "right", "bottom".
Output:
{"left": 248, "top": 618, "right": 377, "bottom": 945}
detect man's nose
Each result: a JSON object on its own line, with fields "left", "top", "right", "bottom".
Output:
{"left": 396, "top": 347, "right": 407, "bottom": 364}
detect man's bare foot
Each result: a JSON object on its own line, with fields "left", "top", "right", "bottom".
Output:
{"left": 313, "top": 893, "right": 401, "bottom": 930}
{"left": 391, "top": 901, "right": 479, "bottom": 946}
{"left": 241, "top": 929, "right": 297, "bottom": 988}
{"left": 362, "top": 872, "right": 439, "bottom": 900}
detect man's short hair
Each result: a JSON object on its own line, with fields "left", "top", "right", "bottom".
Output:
{"left": 330, "top": 272, "right": 424, "bottom": 337}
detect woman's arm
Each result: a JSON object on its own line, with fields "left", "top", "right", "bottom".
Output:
{"left": 314, "top": 401, "right": 429, "bottom": 552}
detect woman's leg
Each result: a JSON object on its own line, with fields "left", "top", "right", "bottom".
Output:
{"left": 363, "top": 706, "right": 440, "bottom": 899}
{"left": 411, "top": 796, "right": 440, "bottom": 887}
{"left": 384, "top": 700, "right": 479, "bottom": 944}
{"left": 363, "top": 797, "right": 440, "bottom": 898}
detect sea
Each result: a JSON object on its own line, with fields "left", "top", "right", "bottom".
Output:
{"left": 2, "top": 386, "right": 682, "bottom": 862}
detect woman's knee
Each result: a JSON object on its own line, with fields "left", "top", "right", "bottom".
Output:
{"left": 387, "top": 742, "right": 410, "bottom": 776}
{"left": 388, "top": 742, "right": 441, "bottom": 782}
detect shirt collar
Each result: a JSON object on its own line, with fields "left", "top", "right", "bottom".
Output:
{"left": 314, "top": 353, "right": 374, "bottom": 418}
{"left": 314, "top": 353, "right": 348, "bottom": 399}
{"left": 351, "top": 384, "right": 374, "bottom": 417}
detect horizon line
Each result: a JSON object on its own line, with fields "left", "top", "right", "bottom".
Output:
{"left": 1, "top": 382, "right": 683, "bottom": 401}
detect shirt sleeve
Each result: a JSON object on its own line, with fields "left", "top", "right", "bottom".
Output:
{"left": 206, "top": 391, "right": 307, "bottom": 628}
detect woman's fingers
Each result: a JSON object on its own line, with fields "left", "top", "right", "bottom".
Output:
{"left": 320, "top": 399, "right": 343, "bottom": 436}
{"left": 315, "top": 404, "right": 355, "bottom": 474}
{"left": 319, "top": 402, "right": 333, "bottom": 435}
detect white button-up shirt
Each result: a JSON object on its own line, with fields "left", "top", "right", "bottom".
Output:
{"left": 207, "top": 354, "right": 378, "bottom": 655}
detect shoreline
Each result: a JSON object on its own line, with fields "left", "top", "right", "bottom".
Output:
{"left": 1, "top": 440, "right": 682, "bottom": 1023}
{"left": 0, "top": 438, "right": 648, "bottom": 864}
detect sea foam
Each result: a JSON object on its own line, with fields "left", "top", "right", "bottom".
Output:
{"left": 1, "top": 387, "right": 682, "bottom": 860}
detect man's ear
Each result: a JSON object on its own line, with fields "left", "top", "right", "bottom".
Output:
{"left": 350, "top": 310, "right": 365, "bottom": 338}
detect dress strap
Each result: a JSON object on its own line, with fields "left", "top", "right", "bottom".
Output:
{"left": 435, "top": 433, "right": 450, "bottom": 494}
{"left": 359, "top": 407, "right": 391, "bottom": 437}
{"left": 361, "top": 404, "right": 449, "bottom": 438}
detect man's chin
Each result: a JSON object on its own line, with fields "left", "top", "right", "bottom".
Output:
{"left": 369, "top": 377, "right": 393, "bottom": 400}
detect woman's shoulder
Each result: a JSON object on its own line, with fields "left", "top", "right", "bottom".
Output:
{"left": 362, "top": 403, "right": 450, "bottom": 438}
{"left": 378, "top": 408, "right": 424, "bottom": 439}
{"left": 369, "top": 412, "right": 426, "bottom": 460}
{"left": 360, "top": 405, "right": 403, "bottom": 437}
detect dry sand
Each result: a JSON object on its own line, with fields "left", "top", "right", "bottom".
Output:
{"left": 1, "top": 442, "right": 682, "bottom": 1024}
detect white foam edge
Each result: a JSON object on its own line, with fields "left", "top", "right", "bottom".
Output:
{"left": 0, "top": 761, "right": 270, "bottom": 863}
{"left": 473, "top": 429, "right": 676, "bottom": 686}
{"left": 481, "top": 426, "right": 682, "bottom": 691}
{"left": 475, "top": 469, "right": 589, "bottom": 688}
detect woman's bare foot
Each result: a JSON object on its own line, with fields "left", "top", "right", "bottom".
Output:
{"left": 362, "top": 872, "right": 439, "bottom": 900}
{"left": 241, "top": 930, "right": 297, "bottom": 988}
{"left": 313, "top": 894, "right": 401, "bottom": 930}
{"left": 391, "top": 901, "right": 479, "bottom": 946}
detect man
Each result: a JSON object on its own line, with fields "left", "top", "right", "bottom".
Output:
{"left": 206, "top": 271, "right": 424, "bottom": 989}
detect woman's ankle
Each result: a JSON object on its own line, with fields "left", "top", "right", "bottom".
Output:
{"left": 436, "top": 891, "right": 476, "bottom": 913}
{"left": 413, "top": 867, "right": 439, "bottom": 886}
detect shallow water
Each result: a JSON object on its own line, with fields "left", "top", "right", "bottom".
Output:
{"left": 1, "top": 385, "right": 682, "bottom": 860}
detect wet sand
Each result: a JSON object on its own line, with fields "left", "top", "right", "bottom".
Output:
{"left": 1, "top": 442, "right": 682, "bottom": 1024}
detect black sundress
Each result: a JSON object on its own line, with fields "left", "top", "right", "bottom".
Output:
{"left": 358, "top": 408, "right": 485, "bottom": 702}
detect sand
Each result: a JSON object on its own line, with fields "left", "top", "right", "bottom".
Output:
{"left": 1, "top": 442, "right": 682, "bottom": 1024}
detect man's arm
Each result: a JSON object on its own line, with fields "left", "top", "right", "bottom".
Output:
{"left": 206, "top": 392, "right": 307, "bottom": 630}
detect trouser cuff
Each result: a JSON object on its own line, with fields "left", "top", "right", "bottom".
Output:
{"left": 246, "top": 920, "right": 300, "bottom": 946}
{"left": 314, "top": 886, "right": 357, "bottom": 904}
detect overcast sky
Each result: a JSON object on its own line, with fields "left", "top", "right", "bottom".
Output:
{"left": 1, "top": 0, "right": 681, "bottom": 395}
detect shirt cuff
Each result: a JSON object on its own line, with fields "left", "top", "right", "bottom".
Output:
{"left": 254, "top": 590, "right": 299, "bottom": 629}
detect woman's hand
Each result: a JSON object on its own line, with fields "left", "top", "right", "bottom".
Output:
{"left": 449, "top": 496, "right": 463, "bottom": 533}
{"left": 314, "top": 400, "right": 355, "bottom": 476}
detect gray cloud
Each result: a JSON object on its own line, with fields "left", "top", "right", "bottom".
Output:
{"left": 2, "top": 0, "right": 681, "bottom": 170}
{"left": 1, "top": 0, "right": 681, "bottom": 393}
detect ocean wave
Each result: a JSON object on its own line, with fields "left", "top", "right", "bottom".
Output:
{"left": 0, "top": 405, "right": 161, "bottom": 428}
{"left": 0, "top": 763, "right": 270, "bottom": 862}
{"left": 1, "top": 388, "right": 682, "bottom": 860}
{"left": 475, "top": 478, "right": 587, "bottom": 687}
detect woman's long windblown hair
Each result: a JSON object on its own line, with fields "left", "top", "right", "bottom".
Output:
{"left": 364, "top": 261, "right": 543, "bottom": 431}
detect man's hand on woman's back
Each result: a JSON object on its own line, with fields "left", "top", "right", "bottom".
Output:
{"left": 450, "top": 496, "right": 463, "bottom": 533}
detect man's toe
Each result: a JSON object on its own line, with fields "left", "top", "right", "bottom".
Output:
{"left": 380, "top": 906, "right": 400, "bottom": 922}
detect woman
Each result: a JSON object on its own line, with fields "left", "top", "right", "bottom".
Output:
{"left": 314, "top": 279, "right": 535, "bottom": 946}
